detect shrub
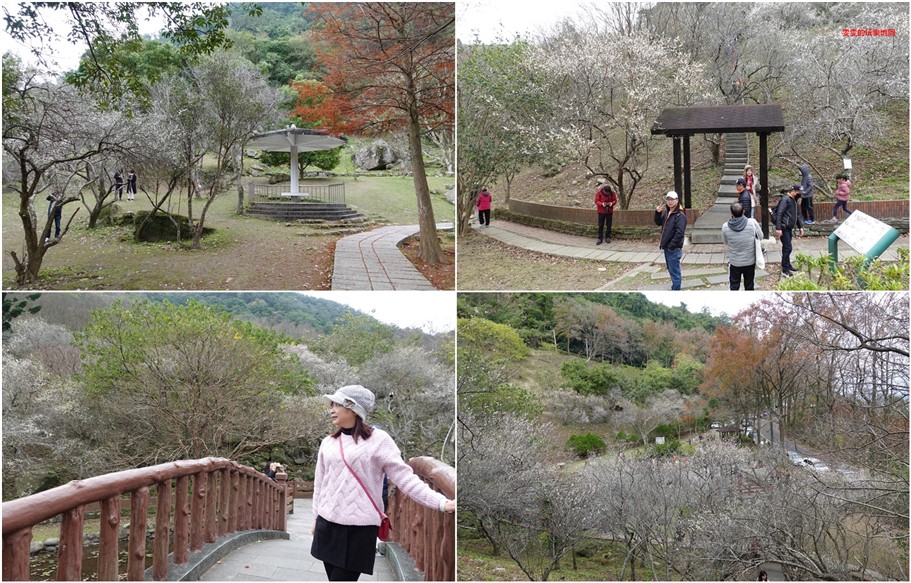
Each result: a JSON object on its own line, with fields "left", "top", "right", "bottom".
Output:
{"left": 651, "top": 438, "right": 682, "bottom": 457}
{"left": 568, "top": 432, "right": 606, "bottom": 458}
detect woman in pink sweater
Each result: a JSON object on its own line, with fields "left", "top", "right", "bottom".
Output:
{"left": 311, "top": 384, "right": 456, "bottom": 581}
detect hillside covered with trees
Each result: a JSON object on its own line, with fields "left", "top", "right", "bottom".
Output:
{"left": 458, "top": 292, "right": 908, "bottom": 581}
{"left": 2, "top": 292, "right": 454, "bottom": 500}
{"left": 458, "top": 2, "right": 909, "bottom": 232}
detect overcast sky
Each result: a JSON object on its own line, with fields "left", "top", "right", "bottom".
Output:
{"left": 301, "top": 292, "right": 455, "bottom": 334}
{"left": 458, "top": 0, "right": 591, "bottom": 43}
{"left": 1, "top": 5, "right": 166, "bottom": 73}
{"left": 642, "top": 291, "right": 774, "bottom": 318}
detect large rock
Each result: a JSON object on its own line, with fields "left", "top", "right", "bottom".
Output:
{"left": 352, "top": 140, "right": 399, "bottom": 171}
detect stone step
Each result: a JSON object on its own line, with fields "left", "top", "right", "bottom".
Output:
{"left": 248, "top": 211, "right": 365, "bottom": 222}
{"left": 717, "top": 184, "right": 743, "bottom": 196}
{"left": 690, "top": 230, "right": 724, "bottom": 244}
{"left": 250, "top": 202, "right": 349, "bottom": 211}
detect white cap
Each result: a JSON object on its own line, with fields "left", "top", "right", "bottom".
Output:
{"left": 666, "top": 191, "right": 679, "bottom": 200}
{"left": 323, "top": 385, "right": 375, "bottom": 422}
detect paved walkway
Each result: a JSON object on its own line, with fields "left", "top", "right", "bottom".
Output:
{"left": 473, "top": 220, "right": 907, "bottom": 290}
{"left": 200, "top": 499, "right": 395, "bottom": 581}
{"left": 331, "top": 223, "right": 453, "bottom": 290}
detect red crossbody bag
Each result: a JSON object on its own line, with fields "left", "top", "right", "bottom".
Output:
{"left": 339, "top": 437, "right": 392, "bottom": 541}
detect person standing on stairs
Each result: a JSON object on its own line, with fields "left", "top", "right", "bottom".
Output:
{"left": 736, "top": 178, "right": 753, "bottom": 218}
{"left": 595, "top": 183, "right": 617, "bottom": 244}
{"left": 743, "top": 165, "right": 760, "bottom": 220}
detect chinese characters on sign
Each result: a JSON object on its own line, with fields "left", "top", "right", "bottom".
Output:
{"left": 833, "top": 211, "right": 895, "bottom": 255}
{"left": 842, "top": 28, "right": 897, "bottom": 37}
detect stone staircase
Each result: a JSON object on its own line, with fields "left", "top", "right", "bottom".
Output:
{"left": 247, "top": 201, "right": 366, "bottom": 223}
{"left": 690, "top": 133, "right": 749, "bottom": 244}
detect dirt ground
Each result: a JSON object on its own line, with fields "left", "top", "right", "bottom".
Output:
{"left": 400, "top": 232, "right": 455, "bottom": 290}
{"left": 3, "top": 176, "right": 453, "bottom": 290}
{"left": 455, "top": 230, "right": 634, "bottom": 291}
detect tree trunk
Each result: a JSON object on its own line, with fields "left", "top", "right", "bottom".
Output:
{"left": 406, "top": 75, "right": 443, "bottom": 264}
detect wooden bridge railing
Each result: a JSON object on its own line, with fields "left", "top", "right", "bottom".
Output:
{"left": 387, "top": 457, "right": 455, "bottom": 582}
{"left": 2, "top": 458, "right": 288, "bottom": 581}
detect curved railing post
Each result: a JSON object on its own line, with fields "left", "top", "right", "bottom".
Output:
{"left": 127, "top": 487, "right": 149, "bottom": 580}
{"left": 153, "top": 483, "right": 170, "bottom": 581}
{"left": 99, "top": 496, "right": 121, "bottom": 580}
{"left": 276, "top": 473, "right": 288, "bottom": 532}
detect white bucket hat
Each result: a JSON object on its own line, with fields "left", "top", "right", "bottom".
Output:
{"left": 323, "top": 385, "right": 375, "bottom": 422}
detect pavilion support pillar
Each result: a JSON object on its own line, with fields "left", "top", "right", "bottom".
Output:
{"left": 290, "top": 144, "right": 300, "bottom": 194}
{"left": 672, "top": 136, "right": 682, "bottom": 198}
{"left": 759, "top": 132, "right": 769, "bottom": 238}
{"left": 682, "top": 135, "right": 692, "bottom": 210}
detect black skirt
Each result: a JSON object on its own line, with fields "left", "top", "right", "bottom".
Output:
{"left": 311, "top": 515, "right": 380, "bottom": 575}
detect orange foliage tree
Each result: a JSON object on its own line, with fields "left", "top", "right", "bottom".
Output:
{"left": 307, "top": 2, "right": 455, "bottom": 263}
{"left": 702, "top": 298, "right": 828, "bottom": 448}
{"left": 288, "top": 79, "right": 342, "bottom": 130}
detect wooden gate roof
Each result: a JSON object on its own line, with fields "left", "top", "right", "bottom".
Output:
{"left": 651, "top": 104, "right": 785, "bottom": 135}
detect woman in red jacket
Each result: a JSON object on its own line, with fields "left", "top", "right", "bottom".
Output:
{"left": 476, "top": 187, "right": 492, "bottom": 227}
{"left": 595, "top": 184, "right": 617, "bottom": 244}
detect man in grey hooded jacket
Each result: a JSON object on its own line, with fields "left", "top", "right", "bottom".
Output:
{"left": 798, "top": 164, "right": 815, "bottom": 224}
{"left": 721, "top": 202, "right": 762, "bottom": 290}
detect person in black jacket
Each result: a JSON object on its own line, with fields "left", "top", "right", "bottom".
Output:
{"left": 774, "top": 185, "right": 805, "bottom": 277}
{"left": 654, "top": 191, "right": 687, "bottom": 290}
{"left": 736, "top": 178, "right": 753, "bottom": 218}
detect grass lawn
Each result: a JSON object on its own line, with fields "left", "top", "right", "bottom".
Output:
{"left": 3, "top": 174, "right": 454, "bottom": 290}
{"left": 456, "top": 230, "right": 635, "bottom": 290}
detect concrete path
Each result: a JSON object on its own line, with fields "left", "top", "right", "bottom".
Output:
{"left": 331, "top": 223, "right": 453, "bottom": 291}
{"left": 472, "top": 220, "right": 907, "bottom": 290}
{"left": 200, "top": 499, "right": 395, "bottom": 581}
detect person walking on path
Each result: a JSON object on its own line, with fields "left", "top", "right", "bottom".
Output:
{"left": 654, "top": 191, "right": 687, "bottom": 290}
{"left": 476, "top": 187, "right": 492, "bottom": 227}
{"left": 721, "top": 202, "right": 762, "bottom": 290}
{"left": 774, "top": 185, "right": 805, "bottom": 277}
{"left": 736, "top": 178, "right": 753, "bottom": 219}
{"left": 311, "top": 385, "right": 456, "bottom": 581}
{"left": 114, "top": 170, "right": 124, "bottom": 201}
{"left": 126, "top": 170, "right": 137, "bottom": 201}
{"left": 595, "top": 183, "right": 617, "bottom": 244}
{"left": 798, "top": 164, "right": 815, "bottom": 224}
{"left": 830, "top": 172, "right": 852, "bottom": 222}
{"left": 743, "top": 165, "right": 760, "bottom": 219}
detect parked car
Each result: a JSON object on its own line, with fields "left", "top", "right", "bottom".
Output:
{"left": 787, "top": 451, "right": 804, "bottom": 465}
{"left": 710, "top": 422, "right": 721, "bottom": 429}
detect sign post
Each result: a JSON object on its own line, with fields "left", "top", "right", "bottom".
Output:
{"left": 828, "top": 210, "right": 900, "bottom": 272}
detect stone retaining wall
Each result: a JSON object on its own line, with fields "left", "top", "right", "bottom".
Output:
{"left": 507, "top": 199, "right": 699, "bottom": 226}
{"left": 507, "top": 198, "right": 908, "bottom": 226}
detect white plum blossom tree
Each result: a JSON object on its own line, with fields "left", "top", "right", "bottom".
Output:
{"left": 526, "top": 27, "right": 712, "bottom": 208}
